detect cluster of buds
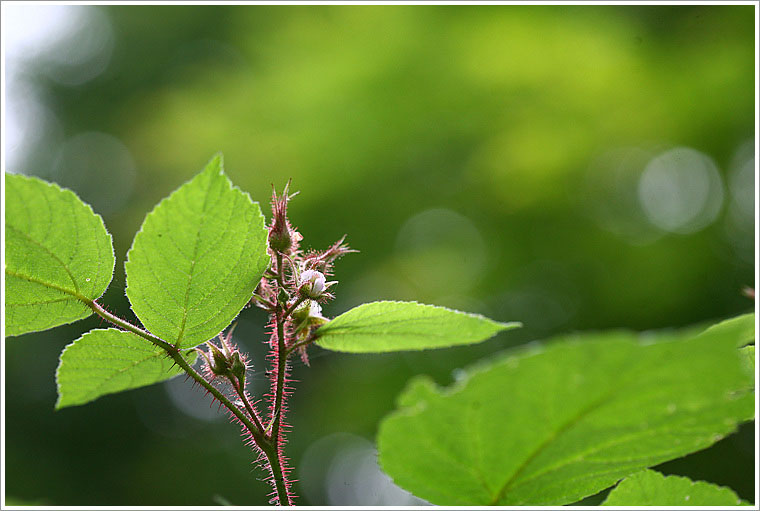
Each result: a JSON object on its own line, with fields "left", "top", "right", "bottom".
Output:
{"left": 193, "top": 181, "right": 355, "bottom": 505}
{"left": 253, "top": 181, "right": 355, "bottom": 358}
{"left": 197, "top": 327, "right": 248, "bottom": 390}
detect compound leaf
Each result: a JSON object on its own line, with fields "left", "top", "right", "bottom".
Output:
{"left": 602, "top": 469, "right": 748, "bottom": 506}
{"left": 314, "top": 301, "right": 519, "bottom": 353}
{"left": 5, "top": 173, "right": 114, "bottom": 336}
{"left": 125, "top": 155, "right": 269, "bottom": 348}
{"left": 377, "top": 315, "right": 754, "bottom": 506}
{"left": 56, "top": 328, "right": 196, "bottom": 409}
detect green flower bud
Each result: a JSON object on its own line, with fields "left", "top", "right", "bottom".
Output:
{"left": 208, "top": 342, "right": 230, "bottom": 376}
{"left": 230, "top": 351, "right": 246, "bottom": 385}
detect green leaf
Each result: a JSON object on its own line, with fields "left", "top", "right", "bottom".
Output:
{"left": 699, "top": 312, "right": 755, "bottom": 347}
{"left": 5, "top": 173, "right": 115, "bottom": 336}
{"left": 125, "top": 155, "right": 270, "bottom": 348}
{"left": 602, "top": 469, "right": 748, "bottom": 506}
{"left": 56, "top": 328, "right": 196, "bottom": 409}
{"left": 377, "top": 318, "right": 754, "bottom": 506}
{"left": 313, "top": 301, "right": 519, "bottom": 353}
{"left": 739, "top": 345, "right": 754, "bottom": 374}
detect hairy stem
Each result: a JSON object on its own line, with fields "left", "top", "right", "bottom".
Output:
{"left": 233, "top": 380, "right": 266, "bottom": 437}
{"left": 272, "top": 310, "right": 288, "bottom": 442}
{"left": 282, "top": 296, "right": 307, "bottom": 320}
{"left": 262, "top": 255, "right": 293, "bottom": 506}
{"left": 87, "top": 300, "right": 269, "bottom": 452}
{"left": 88, "top": 300, "right": 175, "bottom": 352}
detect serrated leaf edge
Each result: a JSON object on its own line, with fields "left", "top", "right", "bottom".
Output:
{"left": 5, "top": 173, "right": 115, "bottom": 336}
{"left": 123, "top": 154, "right": 270, "bottom": 346}
{"left": 54, "top": 328, "right": 191, "bottom": 410}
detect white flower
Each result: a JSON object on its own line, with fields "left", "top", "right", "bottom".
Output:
{"left": 299, "top": 269, "right": 326, "bottom": 298}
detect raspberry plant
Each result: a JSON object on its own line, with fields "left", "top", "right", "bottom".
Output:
{"left": 4, "top": 155, "right": 516, "bottom": 505}
{"left": 4, "top": 155, "right": 754, "bottom": 506}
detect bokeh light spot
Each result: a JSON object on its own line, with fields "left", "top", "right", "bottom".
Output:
{"left": 164, "top": 373, "right": 226, "bottom": 423}
{"left": 638, "top": 147, "right": 724, "bottom": 234}
{"left": 394, "top": 208, "right": 486, "bottom": 297}
{"left": 49, "top": 132, "right": 137, "bottom": 215}
{"left": 299, "top": 433, "right": 428, "bottom": 506}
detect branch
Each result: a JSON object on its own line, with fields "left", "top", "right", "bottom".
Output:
{"left": 86, "top": 300, "right": 268, "bottom": 448}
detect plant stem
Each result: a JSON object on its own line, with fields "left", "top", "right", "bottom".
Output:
{"left": 262, "top": 254, "right": 294, "bottom": 506}
{"left": 272, "top": 310, "right": 287, "bottom": 442}
{"left": 88, "top": 300, "right": 292, "bottom": 504}
{"left": 233, "top": 380, "right": 266, "bottom": 436}
{"left": 87, "top": 300, "right": 269, "bottom": 451}
{"left": 265, "top": 444, "right": 290, "bottom": 506}
{"left": 276, "top": 253, "right": 285, "bottom": 287}
{"left": 263, "top": 309, "right": 291, "bottom": 505}
{"left": 87, "top": 300, "right": 175, "bottom": 352}
{"left": 282, "top": 296, "right": 307, "bottom": 319}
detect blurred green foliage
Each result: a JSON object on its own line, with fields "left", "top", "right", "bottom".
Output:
{"left": 5, "top": 4, "right": 755, "bottom": 506}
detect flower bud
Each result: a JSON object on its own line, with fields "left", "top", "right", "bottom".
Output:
{"left": 292, "top": 300, "right": 329, "bottom": 341}
{"left": 230, "top": 351, "right": 247, "bottom": 386}
{"left": 299, "top": 269, "right": 326, "bottom": 299}
{"left": 208, "top": 342, "right": 230, "bottom": 376}
{"left": 268, "top": 222, "right": 293, "bottom": 253}
{"left": 268, "top": 181, "right": 302, "bottom": 254}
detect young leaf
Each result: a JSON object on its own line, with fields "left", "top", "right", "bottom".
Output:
{"left": 125, "top": 155, "right": 269, "bottom": 348}
{"left": 5, "top": 173, "right": 115, "bottom": 336}
{"left": 602, "top": 469, "right": 748, "bottom": 506}
{"left": 56, "top": 328, "right": 196, "bottom": 409}
{"left": 377, "top": 316, "right": 754, "bottom": 506}
{"left": 313, "top": 301, "right": 519, "bottom": 353}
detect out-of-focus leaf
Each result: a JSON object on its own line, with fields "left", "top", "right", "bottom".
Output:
{"left": 739, "top": 345, "right": 754, "bottom": 374}
{"left": 602, "top": 469, "right": 748, "bottom": 506}
{"left": 314, "top": 300, "right": 519, "bottom": 353}
{"left": 699, "top": 312, "right": 755, "bottom": 346}
{"left": 125, "top": 155, "right": 269, "bottom": 348}
{"left": 56, "top": 328, "right": 196, "bottom": 409}
{"left": 5, "top": 173, "right": 114, "bottom": 336}
{"left": 377, "top": 318, "right": 754, "bottom": 505}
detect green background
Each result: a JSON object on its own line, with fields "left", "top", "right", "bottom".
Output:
{"left": 4, "top": 4, "right": 755, "bottom": 505}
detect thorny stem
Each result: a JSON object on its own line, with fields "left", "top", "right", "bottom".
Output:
{"left": 233, "top": 380, "right": 266, "bottom": 436}
{"left": 88, "top": 300, "right": 175, "bottom": 352}
{"left": 92, "top": 183, "right": 348, "bottom": 506}
{"left": 267, "top": 254, "right": 292, "bottom": 505}
{"left": 275, "top": 253, "right": 285, "bottom": 287}
{"left": 90, "top": 295, "right": 293, "bottom": 505}
{"left": 86, "top": 301, "right": 270, "bottom": 469}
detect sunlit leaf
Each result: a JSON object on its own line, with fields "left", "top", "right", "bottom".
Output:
{"left": 602, "top": 469, "right": 748, "bottom": 506}
{"left": 56, "top": 328, "right": 196, "bottom": 409}
{"left": 739, "top": 345, "right": 754, "bottom": 374}
{"left": 5, "top": 173, "right": 114, "bottom": 336}
{"left": 125, "top": 155, "right": 270, "bottom": 348}
{"left": 699, "top": 312, "right": 754, "bottom": 346}
{"left": 314, "top": 300, "right": 519, "bottom": 353}
{"left": 377, "top": 317, "right": 754, "bottom": 505}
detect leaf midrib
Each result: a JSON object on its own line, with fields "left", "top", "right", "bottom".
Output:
{"left": 5, "top": 269, "right": 89, "bottom": 303}
{"left": 176, "top": 175, "right": 216, "bottom": 345}
{"left": 489, "top": 386, "right": 618, "bottom": 504}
